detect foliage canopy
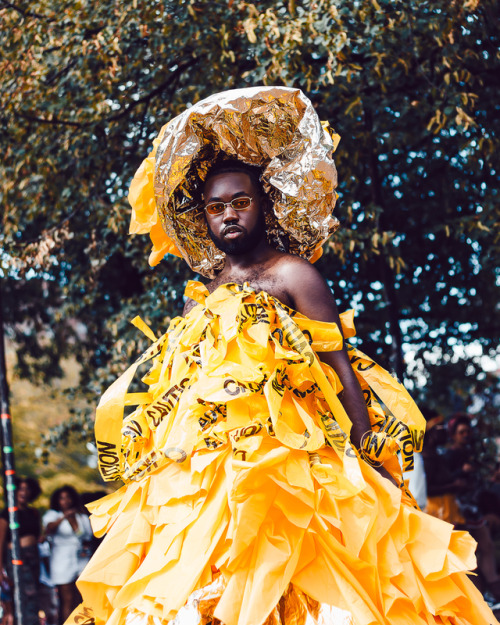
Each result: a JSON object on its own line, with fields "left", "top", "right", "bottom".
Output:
{"left": 1, "top": 0, "right": 498, "bottom": 441}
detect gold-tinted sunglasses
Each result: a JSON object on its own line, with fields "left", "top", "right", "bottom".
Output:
{"left": 204, "top": 196, "right": 252, "bottom": 216}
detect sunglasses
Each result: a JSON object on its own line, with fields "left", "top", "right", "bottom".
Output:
{"left": 204, "top": 196, "right": 253, "bottom": 216}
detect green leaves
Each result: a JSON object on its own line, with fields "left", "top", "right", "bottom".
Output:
{"left": 1, "top": 0, "right": 498, "bottom": 438}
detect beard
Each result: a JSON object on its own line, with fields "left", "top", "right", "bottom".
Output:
{"left": 207, "top": 209, "right": 267, "bottom": 255}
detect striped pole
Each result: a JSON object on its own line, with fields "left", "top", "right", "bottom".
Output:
{"left": 0, "top": 282, "right": 23, "bottom": 625}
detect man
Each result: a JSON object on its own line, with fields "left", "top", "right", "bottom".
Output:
{"left": 184, "top": 160, "right": 393, "bottom": 483}
{"left": 72, "top": 87, "right": 496, "bottom": 625}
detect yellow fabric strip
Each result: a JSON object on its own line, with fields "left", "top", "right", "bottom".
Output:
{"left": 124, "top": 393, "right": 153, "bottom": 406}
{"left": 348, "top": 347, "right": 426, "bottom": 470}
{"left": 130, "top": 316, "right": 157, "bottom": 342}
{"left": 95, "top": 320, "right": 185, "bottom": 481}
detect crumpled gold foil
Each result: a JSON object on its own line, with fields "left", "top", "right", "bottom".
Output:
{"left": 129, "top": 86, "right": 340, "bottom": 278}
{"left": 123, "top": 577, "right": 354, "bottom": 625}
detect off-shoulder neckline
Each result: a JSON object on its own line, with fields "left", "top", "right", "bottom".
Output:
{"left": 184, "top": 280, "right": 313, "bottom": 320}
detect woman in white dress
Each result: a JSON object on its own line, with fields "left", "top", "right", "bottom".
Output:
{"left": 43, "top": 486, "right": 93, "bottom": 624}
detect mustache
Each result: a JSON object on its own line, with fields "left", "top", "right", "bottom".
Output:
{"left": 222, "top": 224, "right": 246, "bottom": 236}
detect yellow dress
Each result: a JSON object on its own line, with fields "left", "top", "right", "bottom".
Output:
{"left": 70, "top": 282, "right": 496, "bottom": 625}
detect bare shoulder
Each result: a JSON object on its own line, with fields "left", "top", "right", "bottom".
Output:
{"left": 276, "top": 254, "right": 322, "bottom": 281}
{"left": 276, "top": 254, "right": 329, "bottom": 299}
{"left": 276, "top": 254, "right": 340, "bottom": 323}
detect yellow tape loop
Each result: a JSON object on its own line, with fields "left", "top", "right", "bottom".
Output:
{"left": 360, "top": 431, "right": 399, "bottom": 467}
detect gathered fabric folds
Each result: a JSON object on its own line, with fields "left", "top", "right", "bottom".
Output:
{"left": 71, "top": 282, "right": 496, "bottom": 625}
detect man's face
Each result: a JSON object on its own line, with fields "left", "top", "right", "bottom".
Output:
{"left": 203, "top": 171, "right": 266, "bottom": 256}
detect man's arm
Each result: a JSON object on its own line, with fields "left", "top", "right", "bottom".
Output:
{"left": 281, "top": 258, "right": 372, "bottom": 450}
{"left": 281, "top": 258, "right": 398, "bottom": 485}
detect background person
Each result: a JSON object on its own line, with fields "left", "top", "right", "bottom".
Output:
{"left": 425, "top": 414, "right": 500, "bottom": 604}
{"left": 423, "top": 414, "right": 465, "bottom": 524}
{"left": 78, "top": 492, "right": 107, "bottom": 559}
{"left": 43, "top": 486, "right": 92, "bottom": 624}
{"left": 446, "top": 414, "right": 500, "bottom": 602}
{"left": 38, "top": 538, "right": 59, "bottom": 625}
{"left": 0, "top": 477, "right": 42, "bottom": 625}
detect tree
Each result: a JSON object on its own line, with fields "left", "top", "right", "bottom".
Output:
{"left": 1, "top": 0, "right": 498, "bottom": 443}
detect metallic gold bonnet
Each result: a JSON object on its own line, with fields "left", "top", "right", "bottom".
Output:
{"left": 128, "top": 86, "right": 340, "bottom": 278}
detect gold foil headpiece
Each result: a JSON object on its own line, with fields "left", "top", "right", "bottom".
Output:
{"left": 128, "top": 86, "right": 340, "bottom": 278}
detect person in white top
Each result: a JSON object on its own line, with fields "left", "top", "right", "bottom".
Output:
{"left": 43, "top": 486, "right": 93, "bottom": 623}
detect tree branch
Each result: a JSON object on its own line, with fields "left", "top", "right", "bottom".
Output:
{"left": 45, "top": 58, "right": 79, "bottom": 86}
{"left": 105, "top": 57, "right": 198, "bottom": 123}
{"left": 15, "top": 58, "right": 198, "bottom": 129}
{"left": 0, "top": 0, "right": 55, "bottom": 20}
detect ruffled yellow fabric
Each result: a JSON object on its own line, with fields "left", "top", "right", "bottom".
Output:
{"left": 128, "top": 126, "right": 182, "bottom": 266}
{"left": 71, "top": 283, "right": 495, "bottom": 625}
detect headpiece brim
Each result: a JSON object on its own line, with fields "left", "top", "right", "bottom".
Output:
{"left": 129, "top": 86, "right": 340, "bottom": 278}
